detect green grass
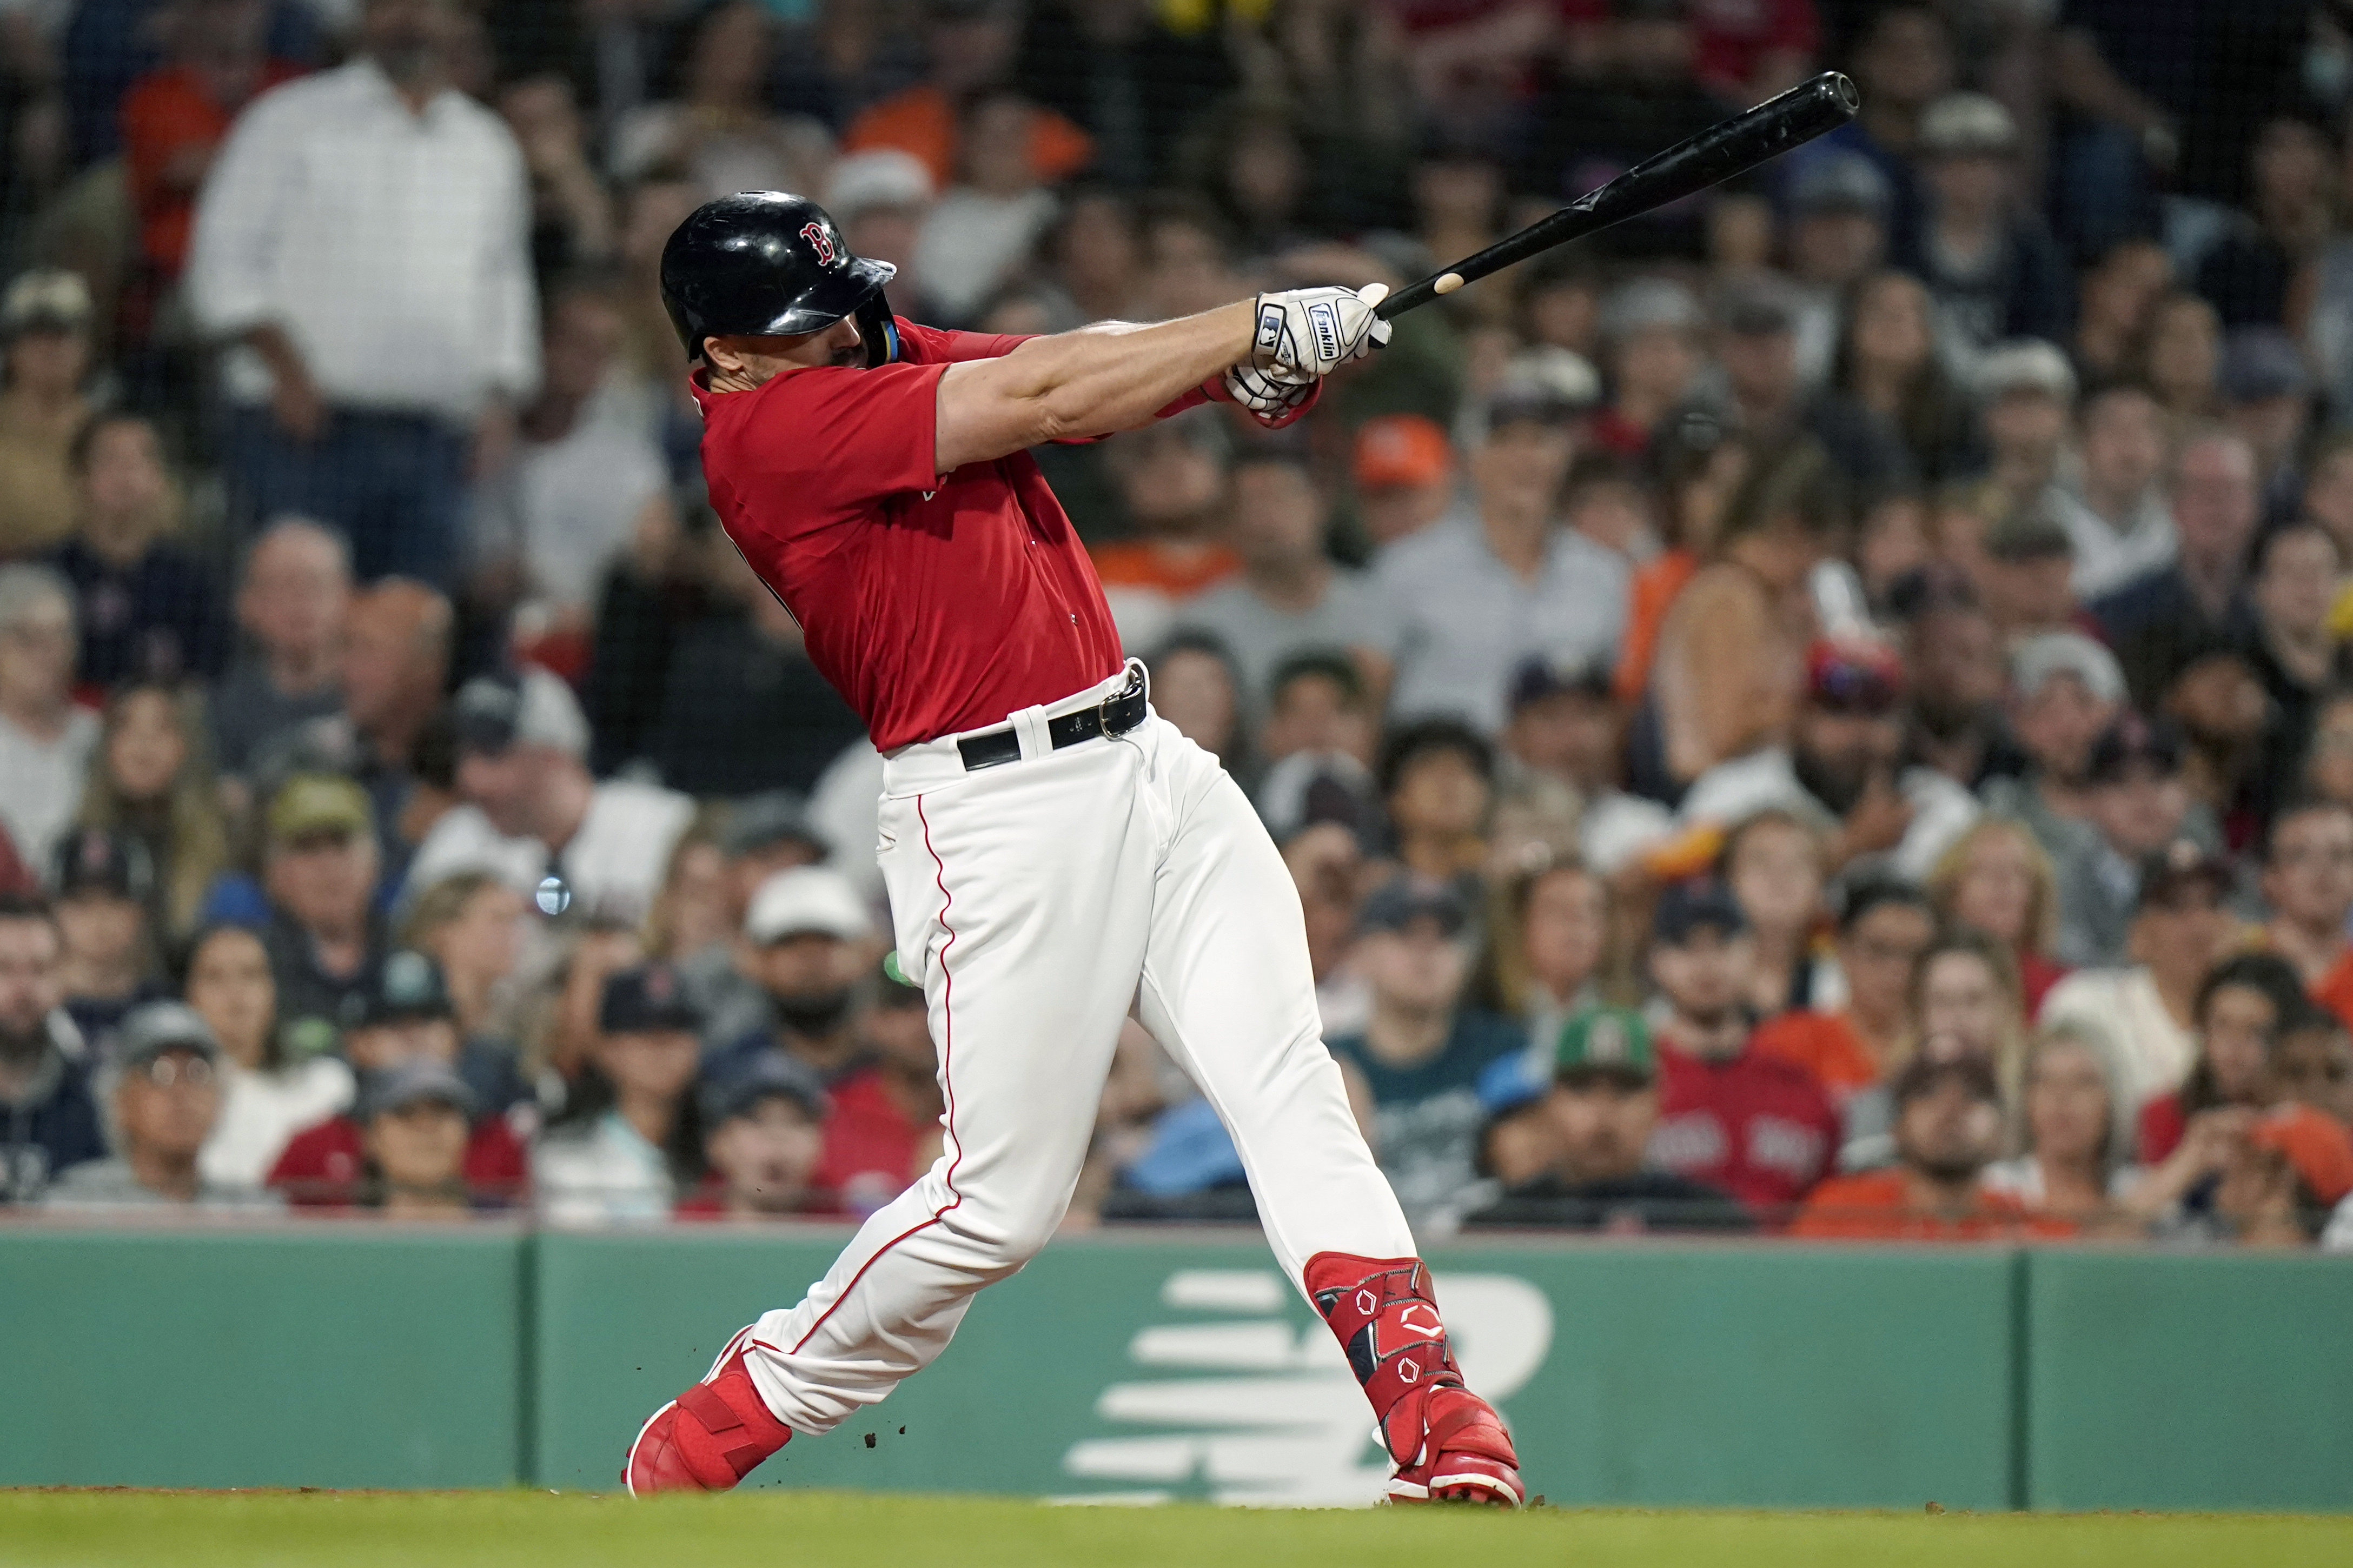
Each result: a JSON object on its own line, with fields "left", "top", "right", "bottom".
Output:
{"left": 2, "top": 1491, "right": 2348, "bottom": 1568}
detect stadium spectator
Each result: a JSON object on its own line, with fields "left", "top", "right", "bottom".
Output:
{"left": 187, "top": 921, "right": 350, "bottom": 1191}
{"left": 1833, "top": 927, "right": 2032, "bottom": 1170}
{"left": 1379, "top": 721, "right": 1494, "bottom": 891}
{"left": 2273, "top": 1007, "right": 2353, "bottom": 1130}
{"left": 0, "top": 270, "right": 95, "bottom": 556}
{"left": 1981, "top": 1026, "right": 2134, "bottom": 1224}
{"left": 1590, "top": 280, "right": 1704, "bottom": 459}
{"left": 2089, "top": 429, "right": 2260, "bottom": 713}
{"left": 534, "top": 961, "right": 705, "bottom": 1225}
{"left": 1350, "top": 415, "right": 1456, "bottom": 549}
{"left": 1325, "top": 878, "right": 1526, "bottom": 1226}
{"left": 1783, "top": 152, "right": 1894, "bottom": 388}
{"left": 1147, "top": 633, "right": 1244, "bottom": 769}
{"left": 2070, "top": 240, "right": 2171, "bottom": 389}
{"left": 643, "top": 816, "right": 730, "bottom": 971}
{"left": 678, "top": 1051, "right": 831, "bottom": 1219}
{"left": 2053, "top": 714, "right": 2205, "bottom": 969}
{"left": 46, "top": 1000, "right": 279, "bottom": 1211}
{"left": 2258, "top": 799, "right": 2353, "bottom": 1031}
{"left": 2243, "top": 522, "right": 2349, "bottom": 820}
{"left": 0, "top": 895, "right": 98, "bottom": 1203}
{"left": 2051, "top": 385, "right": 2173, "bottom": 601}
{"left": 1791, "top": 1041, "right": 2066, "bottom": 1240}
{"left": 410, "top": 670, "right": 692, "bottom": 926}
{"left": 49, "top": 827, "right": 163, "bottom": 1060}
{"left": 1499, "top": 654, "right": 1667, "bottom": 874}
{"left": 607, "top": 1, "right": 819, "bottom": 202}
{"left": 209, "top": 519, "right": 350, "bottom": 781}
{"left": 0, "top": 563, "right": 97, "bottom": 876}
{"left": 268, "top": 948, "right": 527, "bottom": 1208}
{"left": 1810, "top": 269, "right": 1976, "bottom": 487}
{"left": 1970, "top": 503, "right": 2079, "bottom": 646}
{"left": 1904, "top": 94, "right": 2069, "bottom": 354}
{"left": 187, "top": 0, "right": 539, "bottom": 583}
{"left": 1092, "top": 409, "right": 1236, "bottom": 654}
{"left": 352, "top": 1058, "right": 476, "bottom": 1219}
{"left": 2136, "top": 293, "right": 2223, "bottom": 421}
{"left": 2136, "top": 952, "right": 2309, "bottom": 1163}
{"left": 1174, "top": 448, "right": 1392, "bottom": 714}
{"left": 1467, "top": 1005, "right": 1749, "bottom": 1233}
{"left": 76, "top": 685, "right": 229, "bottom": 943}
{"left": 812, "top": 960, "right": 940, "bottom": 1219}
{"left": 2217, "top": 329, "right": 2311, "bottom": 522}
{"left": 705, "top": 867, "right": 878, "bottom": 1088}
{"left": 1375, "top": 368, "right": 1623, "bottom": 733}
{"left": 257, "top": 773, "right": 388, "bottom": 1049}
{"left": 1710, "top": 275, "right": 1805, "bottom": 443}
{"left": 913, "top": 90, "right": 1063, "bottom": 324}
{"left": 1899, "top": 579, "right": 2012, "bottom": 791}
{"left": 1972, "top": 343, "right": 2076, "bottom": 520}
{"left": 1474, "top": 855, "right": 1608, "bottom": 1055}
{"left": 1926, "top": 817, "right": 2068, "bottom": 1014}
{"left": 1645, "top": 879, "right": 1839, "bottom": 1214}
{"left": 319, "top": 576, "right": 452, "bottom": 864}
{"left": 1720, "top": 807, "right": 1830, "bottom": 1018}
{"left": 1981, "top": 633, "right": 2125, "bottom": 870}
{"left": 1754, "top": 876, "right": 1936, "bottom": 1102}
{"left": 2042, "top": 836, "right": 2236, "bottom": 1117}
{"left": 50, "top": 413, "right": 227, "bottom": 687}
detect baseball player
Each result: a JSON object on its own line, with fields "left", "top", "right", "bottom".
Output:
{"left": 622, "top": 192, "right": 1521, "bottom": 1506}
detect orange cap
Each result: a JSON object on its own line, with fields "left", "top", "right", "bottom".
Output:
{"left": 2252, "top": 1106, "right": 2353, "bottom": 1207}
{"left": 1353, "top": 414, "right": 1453, "bottom": 491}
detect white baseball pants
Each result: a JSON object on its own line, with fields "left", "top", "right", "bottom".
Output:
{"left": 735, "top": 666, "right": 1416, "bottom": 1434}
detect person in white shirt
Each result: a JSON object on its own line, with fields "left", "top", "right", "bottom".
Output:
{"left": 187, "top": 922, "right": 352, "bottom": 1188}
{"left": 406, "top": 668, "right": 691, "bottom": 926}
{"left": 0, "top": 564, "right": 98, "bottom": 878}
{"left": 186, "top": 0, "right": 538, "bottom": 586}
{"left": 2051, "top": 383, "right": 2175, "bottom": 600}
{"left": 912, "top": 91, "right": 1060, "bottom": 324}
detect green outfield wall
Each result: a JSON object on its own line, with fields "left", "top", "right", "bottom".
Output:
{"left": 3, "top": 1223, "right": 2348, "bottom": 1510}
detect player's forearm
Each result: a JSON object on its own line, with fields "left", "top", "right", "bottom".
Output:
{"left": 936, "top": 302, "right": 1254, "bottom": 468}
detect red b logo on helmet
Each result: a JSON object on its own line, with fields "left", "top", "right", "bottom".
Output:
{"left": 800, "top": 221, "right": 838, "bottom": 265}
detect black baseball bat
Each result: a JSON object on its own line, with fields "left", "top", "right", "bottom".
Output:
{"left": 1375, "top": 71, "right": 1861, "bottom": 319}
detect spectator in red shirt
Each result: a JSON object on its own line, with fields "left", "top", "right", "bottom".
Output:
{"left": 813, "top": 959, "right": 943, "bottom": 1219}
{"left": 1793, "top": 1040, "right": 2073, "bottom": 1240}
{"left": 120, "top": 0, "right": 304, "bottom": 285}
{"left": 1645, "top": 878, "right": 1840, "bottom": 1217}
{"left": 2258, "top": 798, "right": 2353, "bottom": 1032}
{"left": 677, "top": 1052, "right": 830, "bottom": 1220}
{"left": 2138, "top": 952, "right": 2325, "bottom": 1165}
{"left": 267, "top": 949, "right": 527, "bottom": 1208}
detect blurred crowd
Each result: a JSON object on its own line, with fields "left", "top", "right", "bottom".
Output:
{"left": 8, "top": 0, "right": 2353, "bottom": 1247}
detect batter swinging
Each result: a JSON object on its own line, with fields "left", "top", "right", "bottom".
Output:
{"left": 622, "top": 191, "right": 1522, "bottom": 1506}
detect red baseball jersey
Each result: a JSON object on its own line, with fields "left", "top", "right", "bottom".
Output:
{"left": 1648, "top": 1037, "right": 1840, "bottom": 1218}
{"left": 690, "top": 319, "right": 1126, "bottom": 752}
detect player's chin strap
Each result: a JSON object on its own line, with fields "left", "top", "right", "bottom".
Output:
{"left": 856, "top": 293, "right": 899, "bottom": 368}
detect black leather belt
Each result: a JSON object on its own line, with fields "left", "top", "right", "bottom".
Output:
{"left": 957, "top": 670, "right": 1148, "bottom": 772}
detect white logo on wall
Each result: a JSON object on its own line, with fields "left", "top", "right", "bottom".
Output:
{"left": 1056, "top": 1269, "right": 1553, "bottom": 1506}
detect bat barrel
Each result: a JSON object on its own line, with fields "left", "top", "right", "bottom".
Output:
{"left": 1375, "top": 72, "right": 1859, "bottom": 320}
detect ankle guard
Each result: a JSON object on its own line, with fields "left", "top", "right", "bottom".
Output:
{"left": 1302, "top": 1252, "right": 1464, "bottom": 1464}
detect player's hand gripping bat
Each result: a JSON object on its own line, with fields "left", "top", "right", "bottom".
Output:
{"left": 1374, "top": 71, "right": 1862, "bottom": 321}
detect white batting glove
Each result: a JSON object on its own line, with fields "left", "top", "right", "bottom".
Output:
{"left": 1249, "top": 283, "right": 1392, "bottom": 382}
{"left": 1220, "top": 365, "right": 1318, "bottom": 426}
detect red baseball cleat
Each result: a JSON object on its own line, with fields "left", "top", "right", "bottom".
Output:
{"left": 622, "top": 1336, "right": 793, "bottom": 1496}
{"left": 1384, "top": 1384, "right": 1525, "bottom": 1507}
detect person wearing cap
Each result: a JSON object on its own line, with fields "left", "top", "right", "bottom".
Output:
{"left": 1500, "top": 654, "right": 1672, "bottom": 877}
{"left": 1323, "top": 876, "right": 1527, "bottom": 1224}
{"left": 1790, "top": 1037, "right": 2066, "bottom": 1240}
{"left": 646, "top": 521, "right": 869, "bottom": 799}
{"left": 185, "top": 0, "right": 539, "bottom": 586}
{"left": 1172, "top": 447, "right": 1396, "bottom": 717}
{"left": 2086, "top": 429, "right": 2261, "bottom": 713}
{"left": 1904, "top": 94, "right": 2067, "bottom": 358}
{"left": 2042, "top": 833, "right": 2237, "bottom": 1115}
{"left": 1467, "top": 1006, "right": 1749, "bottom": 1233}
{"left": 0, "top": 269, "right": 97, "bottom": 555}
{"left": 1372, "top": 353, "right": 1627, "bottom": 734}
{"left": 1753, "top": 875, "right": 1938, "bottom": 1103}
{"left": 1350, "top": 414, "right": 1455, "bottom": 549}
{"left": 1645, "top": 878, "right": 1839, "bottom": 1212}
{"left": 267, "top": 946, "right": 529, "bottom": 1207}
{"left": 824, "top": 149, "right": 939, "bottom": 325}
{"left": 50, "top": 413, "right": 230, "bottom": 689}
{"left": 2259, "top": 799, "right": 2353, "bottom": 1031}
{"left": 44, "top": 1000, "right": 279, "bottom": 1212}
{"left": 354, "top": 1057, "right": 478, "bottom": 1220}
{"left": 49, "top": 827, "right": 165, "bottom": 1062}
{"left": 1785, "top": 151, "right": 1895, "bottom": 388}
{"left": 704, "top": 867, "right": 880, "bottom": 1089}
{"left": 1973, "top": 341, "right": 2076, "bottom": 517}
{"left": 677, "top": 1052, "right": 832, "bottom": 1220}
{"left": 0, "top": 895, "right": 104, "bottom": 1204}
{"left": 2218, "top": 326, "right": 2312, "bottom": 520}
{"left": 408, "top": 667, "right": 692, "bottom": 928}
{"left": 1591, "top": 280, "right": 1705, "bottom": 460}
{"left": 208, "top": 519, "right": 350, "bottom": 782}
{"left": 1711, "top": 274, "right": 1804, "bottom": 440}
{"left": 808, "top": 959, "right": 944, "bottom": 1219}
{"left": 2051, "top": 384, "right": 2175, "bottom": 601}
{"left": 534, "top": 961, "right": 709, "bottom": 1225}
{"left": 0, "top": 564, "right": 99, "bottom": 879}
{"left": 2049, "top": 714, "right": 2208, "bottom": 970}
{"left": 257, "top": 772, "right": 389, "bottom": 1041}
{"left": 1971, "top": 498, "right": 2078, "bottom": 646}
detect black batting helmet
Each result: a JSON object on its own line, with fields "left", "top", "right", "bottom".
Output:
{"left": 659, "top": 191, "right": 898, "bottom": 368}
